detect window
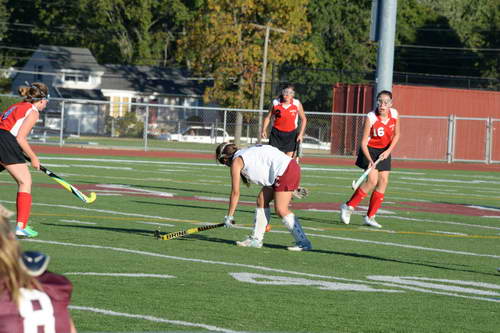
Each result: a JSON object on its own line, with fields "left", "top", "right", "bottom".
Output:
{"left": 64, "top": 72, "right": 90, "bottom": 83}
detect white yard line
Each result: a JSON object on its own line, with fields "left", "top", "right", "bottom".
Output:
{"left": 69, "top": 305, "right": 242, "bottom": 333}
{"left": 23, "top": 238, "right": 500, "bottom": 305}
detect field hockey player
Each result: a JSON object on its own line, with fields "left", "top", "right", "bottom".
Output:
{"left": 216, "top": 143, "right": 312, "bottom": 251}
{"left": 0, "top": 82, "right": 50, "bottom": 238}
{"left": 340, "top": 90, "right": 401, "bottom": 228}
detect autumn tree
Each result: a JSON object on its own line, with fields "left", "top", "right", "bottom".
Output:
{"left": 177, "top": 0, "right": 317, "bottom": 142}
{"left": 281, "top": 0, "right": 376, "bottom": 113}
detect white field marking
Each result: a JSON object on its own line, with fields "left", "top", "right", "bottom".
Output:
{"left": 262, "top": 229, "right": 500, "bottom": 259}
{"left": 59, "top": 219, "right": 97, "bottom": 225}
{"left": 302, "top": 226, "right": 326, "bottom": 231}
{"left": 136, "top": 221, "right": 175, "bottom": 227}
{"left": 41, "top": 157, "right": 220, "bottom": 167}
{"left": 25, "top": 239, "right": 500, "bottom": 303}
{"left": 193, "top": 196, "right": 255, "bottom": 205}
{"left": 400, "top": 176, "right": 500, "bottom": 186}
{"left": 156, "top": 169, "right": 191, "bottom": 172}
{"left": 96, "top": 184, "right": 174, "bottom": 197}
{"left": 72, "top": 164, "right": 133, "bottom": 170}
{"left": 484, "top": 216, "right": 500, "bottom": 219}
{"left": 230, "top": 272, "right": 402, "bottom": 293}
{"left": 301, "top": 167, "right": 424, "bottom": 175}
{"left": 43, "top": 164, "right": 70, "bottom": 168}
{"left": 0, "top": 200, "right": 200, "bottom": 223}
{"left": 385, "top": 215, "right": 500, "bottom": 231}
{"left": 429, "top": 230, "right": 468, "bottom": 236}
{"left": 306, "top": 207, "right": 394, "bottom": 215}
{"left": 367, "top": 276, "right": 500, "bottom": 301}
{"left": 6, "top": 198, "right": 497, "bottom": 258}
{"left": 64, "top": 272, "right": 175, "bottom": 278}
{"left": 86, "top": 193, "right": 122, "bottom": 197}
{"left": 359, "top": 227, "right": 397, "bottom": 233}
{"left": 467, "top": 205, "right": 500, "bottom": 212}
{"left": 40, "top": 156, "right": 429, "bottom": 176}
{"left": 68, "top": 305, "right": 241, "bottom": 333}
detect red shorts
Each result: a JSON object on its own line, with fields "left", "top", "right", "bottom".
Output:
{"left": 273, "top": 159, "right": 301, "bottom": 192}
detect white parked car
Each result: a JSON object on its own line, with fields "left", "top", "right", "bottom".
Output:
{"left": 166, "top": 126, "right": 233, "bottom": 144}
{"left": 301, "top": 135, "right": 331, "bottom": 150}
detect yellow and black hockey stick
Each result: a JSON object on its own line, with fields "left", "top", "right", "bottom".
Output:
{"left": 25, "top": 156, "right": 96, "bottom": 204}
{"left": 154, "top": 223, "right": 225, "bottom": 240}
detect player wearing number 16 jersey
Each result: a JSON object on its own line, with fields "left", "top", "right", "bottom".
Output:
{"left": 339, "top": 90, "right": 401, "bottom": 228}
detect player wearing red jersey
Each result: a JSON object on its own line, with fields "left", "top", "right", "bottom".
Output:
{"left": 0, "top": 82, "right": 49, "bottom": 238}
{"left": 340, "top": 90, "right": 401, "bottom": 228}
{"left": 261, "top": 85, "right": 307, "bottom": 157}
{"left": 0, "top": 210, "right": 77, "bottom": 333}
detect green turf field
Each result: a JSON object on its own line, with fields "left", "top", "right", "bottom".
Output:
{"left": 1, "top": 152, "right": 499, "bottom": 333}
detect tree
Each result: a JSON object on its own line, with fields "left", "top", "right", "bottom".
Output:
{"left": 395, "top": 0, "right": 499, "bottom": 85}
{"left": 280, "top": 0, "right": 377, "bottom": 112}
{"left": 178, "top": 0, "right": 317, "bottom": 108}
{"left": 177, "top": 0, "right": 317, "bottom": 142}
{"left": 3, "top": 0, "right": 194, "bottom": 66}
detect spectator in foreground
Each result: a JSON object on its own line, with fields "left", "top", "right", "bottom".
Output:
{"left": 0, "top": 204, "right": 77, "bottom": 332}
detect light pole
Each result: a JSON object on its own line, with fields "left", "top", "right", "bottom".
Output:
{"left": 252, "top": 23, "right": 287, "bottom": 143}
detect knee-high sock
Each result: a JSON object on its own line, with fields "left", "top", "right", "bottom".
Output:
{"left": 263, "top": 208, "right": 271, "bottom": 224}
{"left": 347, "top": 187, "right": 367, "bottom": 208}
{"left": 282, "top": 213, "right": 309, "bottom": 244}
{"left": 252, "top": 208, "right": 268, "bottom": 241}
{"left": 16, "top": 192, "right": 32, "bottom": 228}
{"left": 367, "top": 191, "right": 384, "bottom": 218}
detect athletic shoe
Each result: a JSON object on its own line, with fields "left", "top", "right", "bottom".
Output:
{"left": 363, "top": 216, "right": 382, "bottom": 228}
{"left": 340, "top": 203, "right": 354, "bottom": 224}
{"left": 236, "top": 237, "right": 263, "bottom": 248}
{"left": 16, "top": 225, "right": 39, "bottom": 238}
{"left": 287, "top": 240, "right": 312, "bottom": 252}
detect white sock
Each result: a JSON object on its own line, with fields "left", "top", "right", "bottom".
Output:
{"left": 252, "top": 208, "right": 268, "bottom": 241}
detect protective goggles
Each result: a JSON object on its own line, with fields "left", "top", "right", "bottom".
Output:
{"left": 282, "top": 88, "right": 295, "bottom": 96}
{"left": 377, "top": 98, "right": 392, "bottom": 105}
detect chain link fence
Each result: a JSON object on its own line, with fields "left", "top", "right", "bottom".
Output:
{"left": 8, "top": 96, "right": 497, "bottom": 164}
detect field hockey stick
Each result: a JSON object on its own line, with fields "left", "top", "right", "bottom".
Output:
{"left": 351, "top": 157, "right": 382, "bottom": 190}
{"left": 293, "top": 140, "right": 303, "bottom": 162}
{"left": 154, "top": 223, "right": 225, "bottom": 240}
{"left": 25, "top": 156, "right": 97, "bottom": 204}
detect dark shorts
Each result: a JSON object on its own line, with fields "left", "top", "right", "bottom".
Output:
{"left": 273, "top": 159, "right": 301, "bottom": 192}
{"left": 269, "top": 127, "right": 297, "bottom": 154}
{"left": 355, "top": 146, "right": 392, "bottom": 171}
{"left": 0, "top": 129, "right": 26, "bottom": 171}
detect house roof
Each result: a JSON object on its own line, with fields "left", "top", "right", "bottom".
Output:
{"left": 101, "top": 65, "right": 210, "bottom": 97}
{"left": 56, "top": 88, "right": 107, "bottom": 101}
{"left": 36, "top": 45, "right": 105, "bottom": 73}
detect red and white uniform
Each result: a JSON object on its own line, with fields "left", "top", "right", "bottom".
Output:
{"left": 271, "top": 98, "right": 300, "bottom": 132}
{"left": 0, "top": 272, "right": 73, "bottom": 333}
{"left": 0, "top": 102, "right": 38, "bottom": 137}
{"left": 366, "top": 108, "right": 398, "bottom": 148}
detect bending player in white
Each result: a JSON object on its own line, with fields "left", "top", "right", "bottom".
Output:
{"left": 216, "top": 143, "right": 312, "bottom": 251}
